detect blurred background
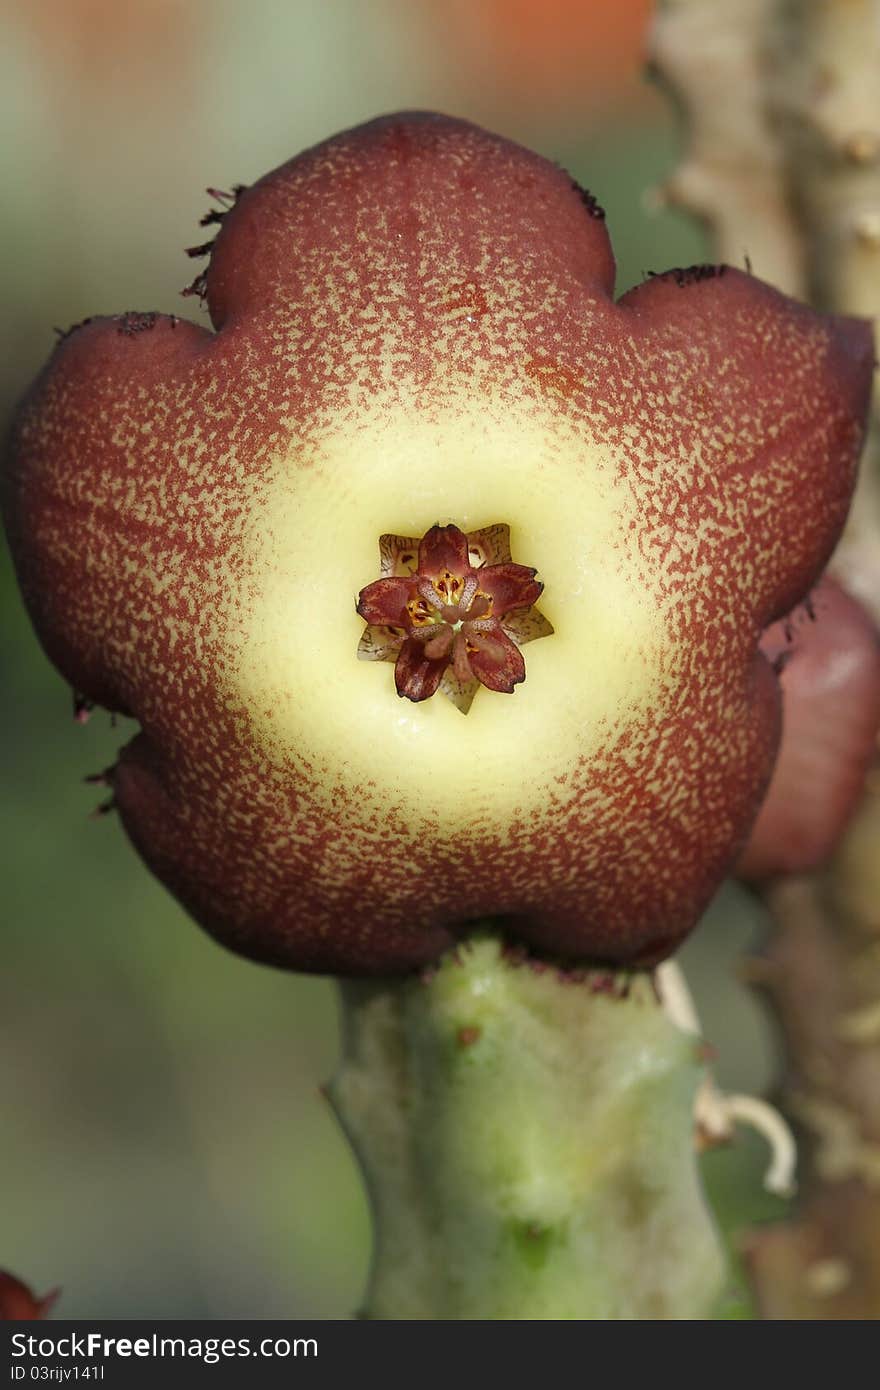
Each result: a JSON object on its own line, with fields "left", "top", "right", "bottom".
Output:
{"left": 1, "top": 0, "right": 784, "bottom": 1318}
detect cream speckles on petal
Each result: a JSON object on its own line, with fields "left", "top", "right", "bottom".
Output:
{"left": 2, "top": 113, "right": 873, "bottom": 974}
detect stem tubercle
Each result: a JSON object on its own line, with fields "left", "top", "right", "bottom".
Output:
{"left": 331, "top": 934, "right": 726, "bottom": 1319}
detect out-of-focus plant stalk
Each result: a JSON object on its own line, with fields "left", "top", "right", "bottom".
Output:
{"left": 769, "top": 0, "right": 880, "bottom": 617}
{"left": 652, "top": 0, "right": 880, "bottom": 1317}
{"left": 649, "top": 0, "right": 805, "bottom": 295}
{"left": 331, "top": 936, "right": 725, "bottom": 1319}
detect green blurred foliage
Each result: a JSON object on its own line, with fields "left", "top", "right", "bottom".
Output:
{"left": 1, "top": 0, "right": 781, "bottom": 1318}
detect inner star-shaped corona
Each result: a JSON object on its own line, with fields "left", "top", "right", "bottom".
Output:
{"left": 356, "top": 523, "right": 552, "bottom": 712}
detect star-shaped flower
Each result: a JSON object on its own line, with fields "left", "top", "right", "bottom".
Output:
{"left": 2, "top": 113, "right": 874, "bottom": 974}
{"left": 356, "top": 522, "right": 551, "bottom": 711}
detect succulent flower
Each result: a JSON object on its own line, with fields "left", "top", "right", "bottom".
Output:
{"left": 2, "top": 113, "right": 874, "bottom": 974}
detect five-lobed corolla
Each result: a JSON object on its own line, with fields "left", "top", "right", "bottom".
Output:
{"left": 2, "top": 113, "right": 875, "bottom": 973}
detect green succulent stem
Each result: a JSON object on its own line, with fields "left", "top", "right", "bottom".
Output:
{"left": 330, "top": 934, "right": 725, "bottom": 1319}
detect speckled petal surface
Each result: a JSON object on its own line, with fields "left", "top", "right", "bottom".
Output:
{"left": 394, "top": 639, "right": 447, "bottom": 703}
{"left": 2, "top": 112, "right": 875, "bottom": 974}
{"left": 467, "top": 628, "right": 526, "bottom": 692}
{"left": 356, "top": 577, "right": 412, "bottom": 627}
{"left": 418, "top": 523, "right": 470, "bottom": 576}
{"left": 477, "top": 564, "right": 543, "bottom": 617}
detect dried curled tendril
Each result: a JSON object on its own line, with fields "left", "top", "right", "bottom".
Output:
{"left": 356, "top": 522, "right": 553, "bottom": 713}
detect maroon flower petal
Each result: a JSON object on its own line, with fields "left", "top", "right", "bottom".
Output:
{"left": 477, "top": 563, "right": 543, "bottom": 617}
{"left": 394, "top": 638, "right": 449, "bottom": 702}
{"left": 418, "top": 523, "right": 470, "bottom": 577}
{"left": 467, "top": 627, "right": 526, "bottom": 693}
{"left": 356, "top": 577, "right": 413, "bottom": 626}
{"left": 617, "top": 269, "right": 875, "bottom": 628}
{"left": 737, "top": 578, "right": 880, "bottom": 881}
{"left": 452, "top": 631, "right": 474, "bottom": 684}
{"left": 424, "top": 627, "right": 453, "bottom": 661}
